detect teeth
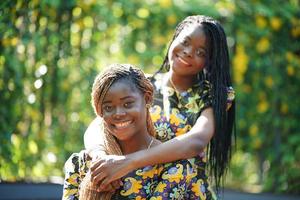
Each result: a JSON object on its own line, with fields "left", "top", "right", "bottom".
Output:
{"left": 178, "top": 57, "right": 189, "bottom": 65}
{"left": 115, "top": 121, "right": 132, "bottom": 128}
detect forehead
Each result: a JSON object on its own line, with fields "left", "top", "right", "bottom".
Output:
{"left": 177, "top": 24, "right": 206, "bottom": 39}
{"left": 105, "top": 78, "right": 141, "bottom": 97}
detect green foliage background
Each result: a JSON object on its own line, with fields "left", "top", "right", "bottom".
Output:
{"left": 1, "top": 0, "right": 299, "bottom": 194}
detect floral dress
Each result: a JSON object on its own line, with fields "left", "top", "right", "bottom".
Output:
{"left": 63, "top": 73, "right": 234, "bottom": 200}
{"left": 63, "top": 151, "right": 213, "bottom": 200}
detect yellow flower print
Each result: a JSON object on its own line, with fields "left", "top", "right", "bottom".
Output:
{"left": 191, "top": 179, "right": 206, "bottom": 199}
{"left": 66, "top": 173, "right": 80, "bottom": 186}
{"left": 162, "top": 164, "right": 184, "bottom": 183}
{"left": 186, "top": 162, "right": 197, "bottom": 182}
{"left": 176, "top": 125, "right": 191, "bottom": 136}
{"left": 120, "top": 177, "right": 142, "bottom": 196}
{"left": 185, "top": 94, "right": 201, "bottom": 113}
{"left": 136, "top": 196, "right": 146, "bottom": 200}
{"left": 63, "top": 188, "right": 78, "bottom": 198}
{"left": 170, "top": 108, "right": 185, "bottom": 126}
{"left": 136, "top": 165, "right": 158, "bottom": 179}
{"left": 150, "top": 105, "right": 162, "bottom": 123}
{"left": 150, "top": 197, "right": 163, "bottom": 200}
{"left": 154, "top": 182, "right": 167, "bottom": 193}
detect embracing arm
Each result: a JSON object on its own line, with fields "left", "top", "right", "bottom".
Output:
{"left": 91, "top": 107, "right": 215, "bottom": 187}
{"left": 129, "top": 107, "right": 215, "bottom": 167}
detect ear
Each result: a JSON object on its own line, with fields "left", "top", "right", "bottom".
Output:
{"left": 144, "top": 91, "right": 153, "bottom": 105}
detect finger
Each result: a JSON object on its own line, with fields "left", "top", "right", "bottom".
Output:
{"left": 90, "top": 159, "right": 104, "bottom": 171}
{"left": 92, "top": 171, "right": 106, "bottom": 185}
{"left": 90, "top": 164, "right": 105, "bottom": 180}
{"left": 100, "top": 176, "right": 114, "bottom": 190}
{"left": 97, "top": 183, "right": 113, "bottom": 192}
{"left": 111, "top": 180, "right": 120, "bottom": 190}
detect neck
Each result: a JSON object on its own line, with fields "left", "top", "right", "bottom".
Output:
{"left": 168, "top": 71, "right": 197, "bottom": 92}
{"left": 119, "top": 132, "right": 153, "bottom": 154}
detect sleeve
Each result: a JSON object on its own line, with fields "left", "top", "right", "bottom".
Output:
{"left": 62, "top": 153, "right": 81, "bottom": 200}
{"left": 84, "top": 117, "right": 105, "bottom": 150}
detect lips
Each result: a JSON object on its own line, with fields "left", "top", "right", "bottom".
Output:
{"left": 176, "top": 55, "right": 191, "bottom": 67}
{"left": 114, "top": 120, "right": 133, "bottom": 129}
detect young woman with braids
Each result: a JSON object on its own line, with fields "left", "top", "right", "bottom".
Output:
{"left": 84, "top": 15, "right": 236, "bottom": 199}
{"left": 63, "top": 64, "right": 213, "bottom": 199}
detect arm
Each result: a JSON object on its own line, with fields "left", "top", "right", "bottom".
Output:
{"left": 91, "top": 107, "right": 215, "bottom": 187}
{"left": 129, "top": 107, "right": 214, "bottom": 165}
{"left": 84, "top": 117, "right": 104, "bottom": 149}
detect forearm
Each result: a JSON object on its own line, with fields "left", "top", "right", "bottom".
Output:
{"left": 128, "top": 132, "right": 205, "bottom": 169}
{"left": 127, "top": 108, "right": 214, "bottom": 170}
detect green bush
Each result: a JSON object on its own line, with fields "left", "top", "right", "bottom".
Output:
{"left": 0, "top": 0, "right": 299, "bottom": 194}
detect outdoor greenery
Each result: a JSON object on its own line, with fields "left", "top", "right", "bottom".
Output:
{"left": 1, "top": 0, "right": 299, "bottom": 194}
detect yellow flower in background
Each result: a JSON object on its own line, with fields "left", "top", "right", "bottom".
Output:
{"left": 167, "top": 14, "right": 177, "bottom": 25}
{"left": 280, "top": 103, "right": 289, "bottom": 114}
{"left": 291, "top": 26, "right": 300, "bottom": 38}
{"left": 158, "top": 0, "right": 172, "bottom": 8}
{"left": 264, "top": 76, "right": 274, "bottom": 88}
{"left": 257, "top": 100, "right": 269, "bottom": 113}
{"left": 128, "top": 55, "right": 139, "bottom": 65}
{"left": 233, "top": 45, "right": 249, "bottom": 84}
{"left": 243, "top": 84, "right": 252, "bottom": 93}
{"left": 137, "top": 8, "right": 149, "bottom": 19}
{"left": 253, "top": 138, "right": 262, "bottom": 149}
{"left": 287, "top": 65, "right": 295, "bottom": 76}
{"left": 249, "top": 124, "right": 258, "bottom": 136}
{"left": 270, "top": 17, "right": 282, "bottom": 31}
{"left": 256, "top": 37, "right": 270, "bottom": 53}
{"left": 286, "top": 52, "right": 294, "bottom": 62}
{"left": 256, "top": 15, "right": 267, "bottom": 28}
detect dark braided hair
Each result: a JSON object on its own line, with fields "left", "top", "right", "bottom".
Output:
{"left": 153, "top": 15, "right": 236, "bottom": 191}
{"left": 91, "top": 63, "right": 156, "bottom": 137}
{"left": 81, "top": 64, "right": 156, "bottom": 200}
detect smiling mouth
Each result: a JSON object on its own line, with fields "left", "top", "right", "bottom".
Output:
{"left": 177, "top": 56, "right": 191, "bottom": 66}
{"left": 114, "top": 120, "right": 133, "bottom": 129}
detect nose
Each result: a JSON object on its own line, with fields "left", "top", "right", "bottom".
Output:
{"left": 113, "top": 107, "right": 126, "bottom": 119}
{"left": 183, "top": 46, "right": 193, "bottom": 57}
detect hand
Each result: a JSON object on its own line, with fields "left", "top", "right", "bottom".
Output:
{"left": 90, "top": 155, "right": 133, "bottom": 191}
{"left": 97, "top": 180, "right": 123, "bottom": 192}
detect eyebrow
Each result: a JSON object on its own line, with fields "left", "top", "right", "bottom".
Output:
{"left": 102, "top": 96, "right": 136, "bottom": 104}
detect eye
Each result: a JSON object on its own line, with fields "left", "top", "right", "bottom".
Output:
{"left": 103, "top": 105, "right": 113, "bottom": 112}
{"left": 181, "top": 39, "right": 189, "bottom": 46}
{"left": 124, "top": 101, "right": 134, "bottom": 108}
{"left": 196, "top": 49, "right": 206, "bottom": 57}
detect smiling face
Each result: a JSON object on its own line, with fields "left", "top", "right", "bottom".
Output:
{"left": 168, "top": 24, "right": 207, "bottom": 78}
{"left": 101, "top": 78, "right": 148, "bottom": 141}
